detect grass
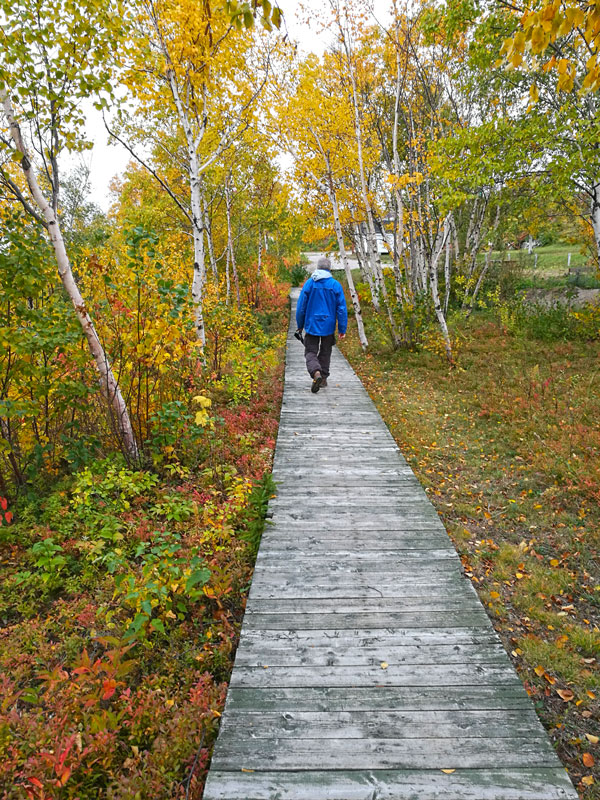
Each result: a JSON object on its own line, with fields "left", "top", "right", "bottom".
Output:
{"left": 341, "top": 310, "right": 600, "bottom": 799}
{"left": 496, "top": 244, "right": 600, "bottom": 290}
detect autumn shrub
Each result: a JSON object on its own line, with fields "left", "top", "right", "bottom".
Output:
{"left": 238, "top": 472, "right": 277, "bottom": 557}
{"left": 277, "top": 254, "right": 307, "bottom": 286}
{"left": 499, "top": 295, "right": 600, "bottom": 342}
{"left": 83, "top": 226, "right": 201, "bottom": 452}
{"left": 0, "top": 265, "right": 286, "bottom": 797}
{"left": 0, "top": 210, "right": 96, "bottom": 490}
{"left": 204, "top": 286, "right": 285, "bottom": 404}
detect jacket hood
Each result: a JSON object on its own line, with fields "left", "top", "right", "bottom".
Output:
{"left": 312, "top": 269, "right": 331, "bottom": 281}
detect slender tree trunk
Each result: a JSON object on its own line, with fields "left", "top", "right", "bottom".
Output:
{"left": 465, "top": 247, "right": 492, "bottom": 318}
{"left": 465, "top": 203, "right": 501, "bottom": 316}
{"left": 254, "top": 225, "right": 262, "bottom": 308}
{"left": 330, "top": 186, "right": 368, "bottom": 350}
{"left": 354, "top": 223, "right": 379, "bottom": 310}
{"left": 225, "top": 249, "right": 231, "bottom": 305}
{"left": 450, "top": 212, "right": 460, "bottom": 263}
{"left": 342, "top": 36, "right": 399, "bottom": 346}
{"left": 591, "top": 183, "right": 600, "bottom": 269}
{"left": 462, "top": 196, "right": 488, "bottom": 308}
{"left": 190, "top": 161, "right": 207, "bottom": 343}
{"left": 202, "top": 190, "right": 218, "bottom": 283}
{"left": 167, "top": 70, "right": 206, "bottom": 345}
{"left": 428, "top": 216, "right": 453, "bottom": 364}
{"left": 1, "top": 89, "right": 139, "bottom": 458}
{"left": 391, "top": 46, "right": 407, "bottom": 306}
{"left": 443, "top": 234, "right": 451, "bottom": 315}
{"left": 224, "top": 179, "right": 240, "bottom": 306}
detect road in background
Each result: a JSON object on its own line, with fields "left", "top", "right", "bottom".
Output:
{"left": 302, "top": 252, "right": 357, "bottom": 273}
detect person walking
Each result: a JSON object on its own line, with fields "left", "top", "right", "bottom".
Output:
{"left": 296, "top": 256, "right": 348, "bottom": 393}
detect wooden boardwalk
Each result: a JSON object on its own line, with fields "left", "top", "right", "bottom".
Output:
{"left": 203, "top": 291, "right": 578, "bottom": 800}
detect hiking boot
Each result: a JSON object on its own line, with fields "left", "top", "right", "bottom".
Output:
{"left": 321, "top": 377, "right": 328, "bottom": 387}
{"left": 311, "top": 371, "right": 323, "bottom": 393}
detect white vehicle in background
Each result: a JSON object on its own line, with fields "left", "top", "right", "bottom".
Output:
{"left": 355, "top": 226, "right": 395, "bottom": 256}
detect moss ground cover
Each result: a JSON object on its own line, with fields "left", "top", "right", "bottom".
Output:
{"left": 342, "top": 311, "right": 600, "bottom": 798}
{"left": 0, "top": 294, "right": 288, "bottom": 799}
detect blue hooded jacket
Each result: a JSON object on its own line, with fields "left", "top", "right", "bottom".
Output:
{"left": 296, "top": 269, "right": 348, "bottom": 337}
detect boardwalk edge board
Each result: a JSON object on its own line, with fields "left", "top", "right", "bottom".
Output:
{"left": 203, "top": 291, "right": 578, "bottom": 800}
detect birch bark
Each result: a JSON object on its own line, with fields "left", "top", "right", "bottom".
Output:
{"left": 338, "top": 22, "right": 400, "bottom": 346}
{"left": 329, "top": 184, "right": 368, "bottom": 350}
{"left": 591, "top": 183, "right": 600, "bottom": 269}
{"left": 254, "top": 226, "right": 262, "bottom": 308}
{"left": 167, "top": 69, "right": 206, "bottom": 344}
{"left": 428, "top": 216, "right": 453, "bottom": 363}
{"left": 225, "top": 177, "right": 241, "bottom": 306}
{"left": 202, "top": 189, "right": 218, "bottom": 283}
{"left": 1, "top": 89, "right": 139, "bottom": 458}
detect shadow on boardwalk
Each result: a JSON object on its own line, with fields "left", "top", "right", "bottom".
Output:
{"left": 203, "top": 290, "right": 577, "bottom": 800}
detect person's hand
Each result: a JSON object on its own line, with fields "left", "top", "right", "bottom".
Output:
{"left": 338, "top": 333, "right": 346, "bottom": 340}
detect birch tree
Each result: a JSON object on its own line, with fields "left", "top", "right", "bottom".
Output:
{"left": 272, "top": 54, "right": 369, "bottom": 349}
{"left": 0, "top": 0, "right": 139, "bottom": 457}
{"left": 327, "top": 0, "right": 401, "bottom": 347}
{"left": 113, "top": 0, "right": 279, "bottom": 345}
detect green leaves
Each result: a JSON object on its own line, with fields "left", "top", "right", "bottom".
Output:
{"left": 185, "top": 566, "right": 211, "bottom": 593}
{"left": 0, "top": 0, "right": 127, "bottom": 158}
{"left": 224, "top": 0, "right": 282, "bottom": 32}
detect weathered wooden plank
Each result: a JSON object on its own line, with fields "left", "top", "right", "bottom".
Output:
{"left": 234, "top": 641, "right": 509, "bottom": 667}
{"left": 248, "top": 581, "right": 473, "bottom": 600}
{"left": 224, "top": 685, "right": 532, "bottom": 712}
{"left": 265, "top": 516, "right": 443, "bottom": 529}
{"left": 258, "top": 540, "right": 453, "bottom": 554}
{"left": 229, "top": 663, "right": 523, "bottom": 689}
{"left": 211, "top": 736, "right": 557, "bottom": 771}
{"left": 244, "top": 596, "right": 482, "bottom": 614}
{"left": 242, "top": 611, "right": 490, "bottom": 631}
{"left": 203, "top": 768, "right": 578, "bottom": 800}
{"left": 255, "top": 551, "right": 460, "bottom": 567}
{"left": 237, "top": 626, "right": 499, "bottom": 645}
{"left": 217, "top": 709, "right": 544, "bottom": 740}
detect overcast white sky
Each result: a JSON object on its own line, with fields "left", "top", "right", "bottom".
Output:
{"left": 78, "top": 0, "right": 391, "bottom": 210}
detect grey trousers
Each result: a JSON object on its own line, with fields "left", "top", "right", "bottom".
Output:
{"left": 304, "top": 333, "right": 335, "bottom": 378}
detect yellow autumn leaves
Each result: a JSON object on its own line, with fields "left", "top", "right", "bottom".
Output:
{"left": 193, "top": 394, "right": 212, "bottom": 426}
{"left": 503, "top": 0, "right": 600, "bottom": 92}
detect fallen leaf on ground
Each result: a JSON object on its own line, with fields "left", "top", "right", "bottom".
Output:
{"left": 557, "top": 688, "right": 574, "bottom": 701}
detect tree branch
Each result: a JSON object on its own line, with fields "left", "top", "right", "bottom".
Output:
{"left": 103, "top": 114, "right": 191, "bottom": 222}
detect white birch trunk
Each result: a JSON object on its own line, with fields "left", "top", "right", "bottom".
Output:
{"left": 443, "top": 234, "right": 451, "bottom": 315}
{"left": 225, "top": 179, "right": 240, "bottom": 306}
{"left": 225, "top": 249, "right": 231, "bottom": 305}
{"left": 342, "top": 33, "right": 399, "bottom": 346}
{"left": 254, "top": 226, "right": 262, "bottom": 308}
{"left": 390, "top": 68, "right": 407, "bottom": 313}
{"left": 465, "top": 246, "right": 492, "bottom": 318}
{"left": 428, "top": 216, "right": 453, "bottom": 363}
{"left": 167, "top": 69, "right": 206, "bottom": 345}
{"left": 1, "top": 89, "right": 139, "bottom": 457}
{"left": 354, "top": 223, "right": 379, "bottom": 310}
{"left": 202, "top": 190, "right": 218, "bottom": 283}
{"left": 462, "top": 197, "right": 488, "bottom": 307}
{"left": 465, "top": 203, "right": 501, "bottom": 316}
{"left": 591, "top": 183, "right": 600, "bottom": 270}
{"left": 330, "top": 188, "right": 368, "bottom": 350}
